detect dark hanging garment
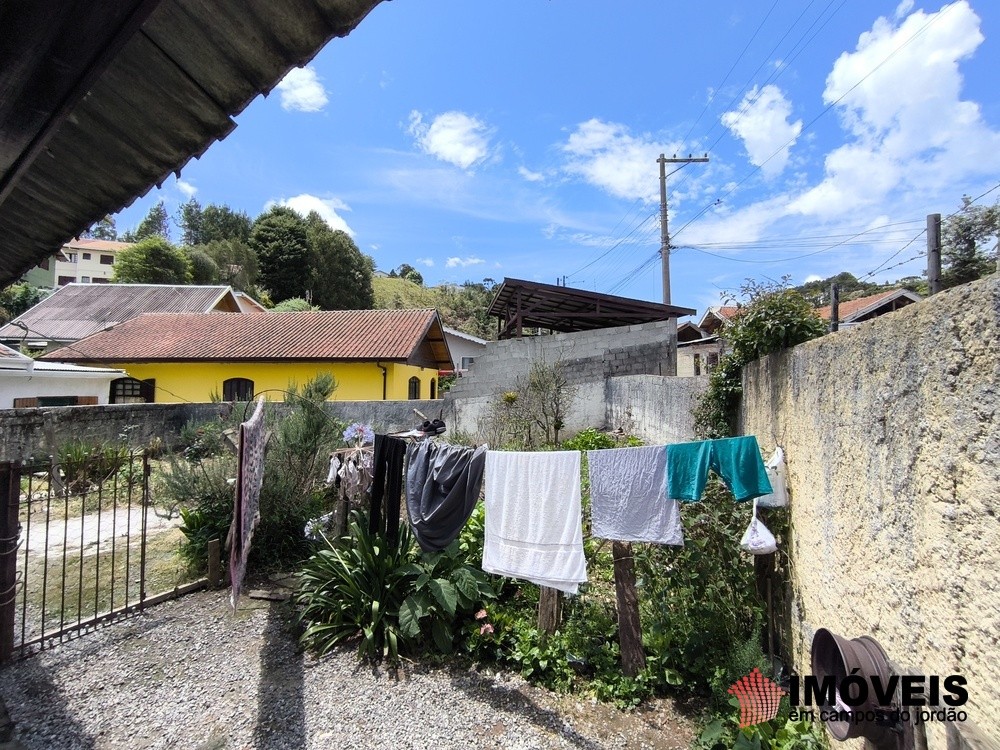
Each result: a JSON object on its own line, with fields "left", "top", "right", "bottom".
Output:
{"left": 369, "top": 434, "right": 407, "bottom": 546}
{"left": 405, "top": 441, "right": 488, "bottom": 552}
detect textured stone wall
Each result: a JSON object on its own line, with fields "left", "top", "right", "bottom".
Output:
{"left": 741, "top": 276, "right": 1000, "bottom": 748}
{"left": 0, "top": 399, "right": 451, "bottom": 461}
{"left": 605, "top": 374, "right": 707, "bottom": 444}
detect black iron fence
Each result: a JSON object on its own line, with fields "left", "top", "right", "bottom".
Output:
{"left": 0, "top": 450, "right": 205, "bottom": 662}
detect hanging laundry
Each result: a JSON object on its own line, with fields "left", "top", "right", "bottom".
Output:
{"left": 666, "top": 436, "right": 772, "bottom": 503}
{"left": 230, "top": 396, "right": 266, "bottom": 611}
{"left": 369, "top": 434, "right": 407, "bottom": 547}
{"left": 482, "top": 450, "right": 587, "bottom": 595}
{"left": 405, "top": 441, "right": 488, "bottom": 552}
{"left": 587, "top": 445, "right": 684, "bottom": 545}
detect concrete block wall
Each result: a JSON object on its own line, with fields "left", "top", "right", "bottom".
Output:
{"left": 605, "top": 374, "right": 708, "bottom": 445}
{"left": 741, "top": 275, "right": 1000, "bottom": 748}
{"left": 445, "top": 320, "right": 677, "bottom": 438}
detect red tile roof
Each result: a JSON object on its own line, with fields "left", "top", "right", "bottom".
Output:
{"left": 815, "top": 289, "right": 920, "bottom": 322}
{"left": 40, "top": 309, "right": 451, "bottom": 369}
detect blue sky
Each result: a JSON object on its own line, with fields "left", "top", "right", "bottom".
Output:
{"left": 113, "top": 0, "right": 1000, "bottom": 317}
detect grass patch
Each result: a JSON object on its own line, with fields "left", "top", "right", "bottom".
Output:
{"left": 17, "top": 526, "right": 197, "bottom": 634}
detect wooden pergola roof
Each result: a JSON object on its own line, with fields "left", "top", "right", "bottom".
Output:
{"left": 487, "top": 277, "right": 696, "bottom": 340}
{"left": 0, "top": 0, "right": 384, "bottom": 288}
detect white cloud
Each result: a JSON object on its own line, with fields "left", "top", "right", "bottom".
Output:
{"left": 518, "top": 166, "right": 544, "bottom": 182}
{"left": 445, "top": 256, "right": 485, "bottom": 268}
{"left": 271, "top": 194, "right": 354, "bottom": 235}
{"left": 721, "top": 85, "right": 802, "bottom": 178}
{"left": 416, "top": 257, "right": 435, "bottom": 267}
{"left": 275, "top": 67, "right": 328, "bottom": 113}
{"left": 176, "top": 179, "right": 197, "bottom": 198}
{"left": 790, "top": 0, "right": 1000, "bottom": 218}
{"left": 407, "top": 110, "right": 493, "bottom": 169}
{"left": 804, "top": 274, "right": 824, "bottom": 283}
{"left": 561, "top": 119, "right": 683, "bottom": 202}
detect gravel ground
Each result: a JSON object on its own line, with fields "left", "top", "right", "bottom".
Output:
{"left": 0, "top": 589, "right": 697, "bottom": 750}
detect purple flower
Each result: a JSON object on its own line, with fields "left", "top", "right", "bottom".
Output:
{"left": 343, "top": 422, "right": 375, "bottom": 446}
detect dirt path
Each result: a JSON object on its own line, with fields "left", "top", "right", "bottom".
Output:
{"left": 21, "top": 507, "right": 180, "bottom": 557}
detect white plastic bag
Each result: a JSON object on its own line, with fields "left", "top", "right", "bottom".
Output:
{"left": 755, "top": 447, "right": 788, "bottom": 508}
{"left": 740, "top": 499, "right": 777, "bottom": 555}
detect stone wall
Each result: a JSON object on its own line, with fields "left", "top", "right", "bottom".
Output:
{"left": 0, "top": 399, "right": 451, "bottom": 461}
{"left": 740, "top": 276, "right": 1000, "bottom": 748}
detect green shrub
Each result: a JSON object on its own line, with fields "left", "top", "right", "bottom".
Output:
{"left": 398, "top": 539, "right": 497, "bottom": 654}
{"left": 295, "top": 513, "right": 417, "bottom": 663}
{"left": 697, "top": 703, "right": 828, "bottom": 750}
{"left": 636, "top": 479, "right": 764, "bottom": 707}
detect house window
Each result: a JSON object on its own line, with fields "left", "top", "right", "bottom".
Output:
{"left": 429, "top": 379, "right": 437, "bottom": 399}
{"left": 57, "top": 276, "right": 75, "bottom": 285}
{"left": 222, "top": 377, "right": 255, "bottom": 402}
{"left": 706, "top": 353, "right": 720, "bottom": 373}
{"left": 408, "top": 376, "right": 420, "bottom": 400}
{"left": 100, "top": 254, "right": 114, "bottom": 265}
{"left": 66, "top": 253, "right": 77, "bottom": 262}
{"left": 92, "top": 278, "right": 109, "bottom": 284}
{"left": 82, "top": 252, "right": 91, "bottom": 260}
{"left": 460, "top": 356, "right": 475, "bottom": 369}
{"left": 693, "top": 353, "right": 702, "bottom": 376}
{"left": 81, "top": 276, "right": 91, "bottom": 283}
{"left": 110, "top": 377, "right": 155, "bottom": 403}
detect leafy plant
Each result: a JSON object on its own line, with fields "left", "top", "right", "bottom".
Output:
{"left": 696, "top": 698, "right": 827, "bottom": 750}
{"left": 694, "top": 278, "right": 827, "bottom": 439}
{"left": 397, "top": 539, "right": 496, "bottom": 654}
{"left": 295, "top": 513, "right": 417, "bottom": 663}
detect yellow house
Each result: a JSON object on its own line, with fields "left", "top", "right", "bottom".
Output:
{"left": 40, "top": 309, "right": 452, "bottom": 403}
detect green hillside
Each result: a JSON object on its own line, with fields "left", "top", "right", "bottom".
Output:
{"left": 372, "top": 277, "right": 496, "bottom": 340}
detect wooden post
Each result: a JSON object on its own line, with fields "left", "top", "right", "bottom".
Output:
{"left": 829, "top": 283, "right": 840, "bottom": 332}
{"left": 207, "top": 539, "right": 221, "bottom": 588}
{"left": 612, "top": 541, "right": 645, "bottom": 677}
{"left": 0, "top": 463, "right": 20, "bottom": 664}
{"left": 537, "top": 586, "right": 562, "bottom": 634}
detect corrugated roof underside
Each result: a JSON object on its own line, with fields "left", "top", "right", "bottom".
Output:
{"left": 0, "top": 0, "right": 384, "bottom": 287}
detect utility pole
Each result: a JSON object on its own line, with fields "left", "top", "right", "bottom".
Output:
{"left": 658, "top": 153, "right": 708, "bottom": 376}
{"left": 926, "top": 213, "right": 942, "bottom": 295}
{"left": 658, "top": 153, "right": 709, "bottom": 306}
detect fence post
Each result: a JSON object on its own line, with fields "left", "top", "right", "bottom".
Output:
{"left": 0, "top": 462, "right": 21, "bottom": 663}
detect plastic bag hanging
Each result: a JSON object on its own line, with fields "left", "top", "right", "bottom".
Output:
{"left": 755, "top": 447, "right": 788, "bottom": 508}
{"left": 740, "top": 499, "right": 778, "bottom": 555}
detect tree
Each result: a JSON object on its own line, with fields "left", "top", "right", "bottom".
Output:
{"left": 83, "top": 216, "right": 118, "bottom": 241}
{"left": 390, "top": 263, "right": 423, "bottom": 285}
{"left": 249, "top": 206, "right": 310, "bottom": 303}
{"left": 185, "top": 248, "right": 220, "bottom": 285}
{"left": 941, "top": 196, "right": 999, "bottom": 289}
{"left": 122, "top": 201, "right": 171, "bottom": 242}
{"left": 112, "top": 237, "right": 192, "bottom": 284}
{"left": 0, "top": 283, "right": 48, "bottom": 323}
{"left": 305, "top": 212, "right": 375, "bottom": 310}
{"left": 176, "top": 198, "right": 204, "bottom": 246}
{"left": 200, "top": 204, "right": 253, "bottom": 244}
{"left": 794, "top": 271, "right": 882, "bottom": 307}
{"left": 197, "top": 239, "right": 260, "bottom": 293}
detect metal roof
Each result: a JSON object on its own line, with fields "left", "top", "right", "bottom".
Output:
{"left": 487, "top": 277, "right": 696, "bottom": 339}
{"left": 0, "top": 283, "right": 243, "bottom": 345}
{"left": 0, "top": 0, "right": 385, "bottom": 288}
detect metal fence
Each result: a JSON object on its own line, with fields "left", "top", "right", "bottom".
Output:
{"left": 0, "top": 450, "right": 203, "bottom": 662}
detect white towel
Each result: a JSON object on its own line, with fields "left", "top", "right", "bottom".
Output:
{"left": 482, "top": 450, "right": 587, "bottom": 595}
{"left": 587, "top": 445, "right": 684, "bottom": 545}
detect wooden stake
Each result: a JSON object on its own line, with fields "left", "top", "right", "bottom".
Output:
{"left": 613, "top": 541, "right": 645, "bottom": 677}
{"left": 537, "top": 586, "right": 562, "bottom": 634}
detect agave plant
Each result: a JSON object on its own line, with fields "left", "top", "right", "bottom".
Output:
{"left": 295, "top": 512, "right": 417, "bottom": 663}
